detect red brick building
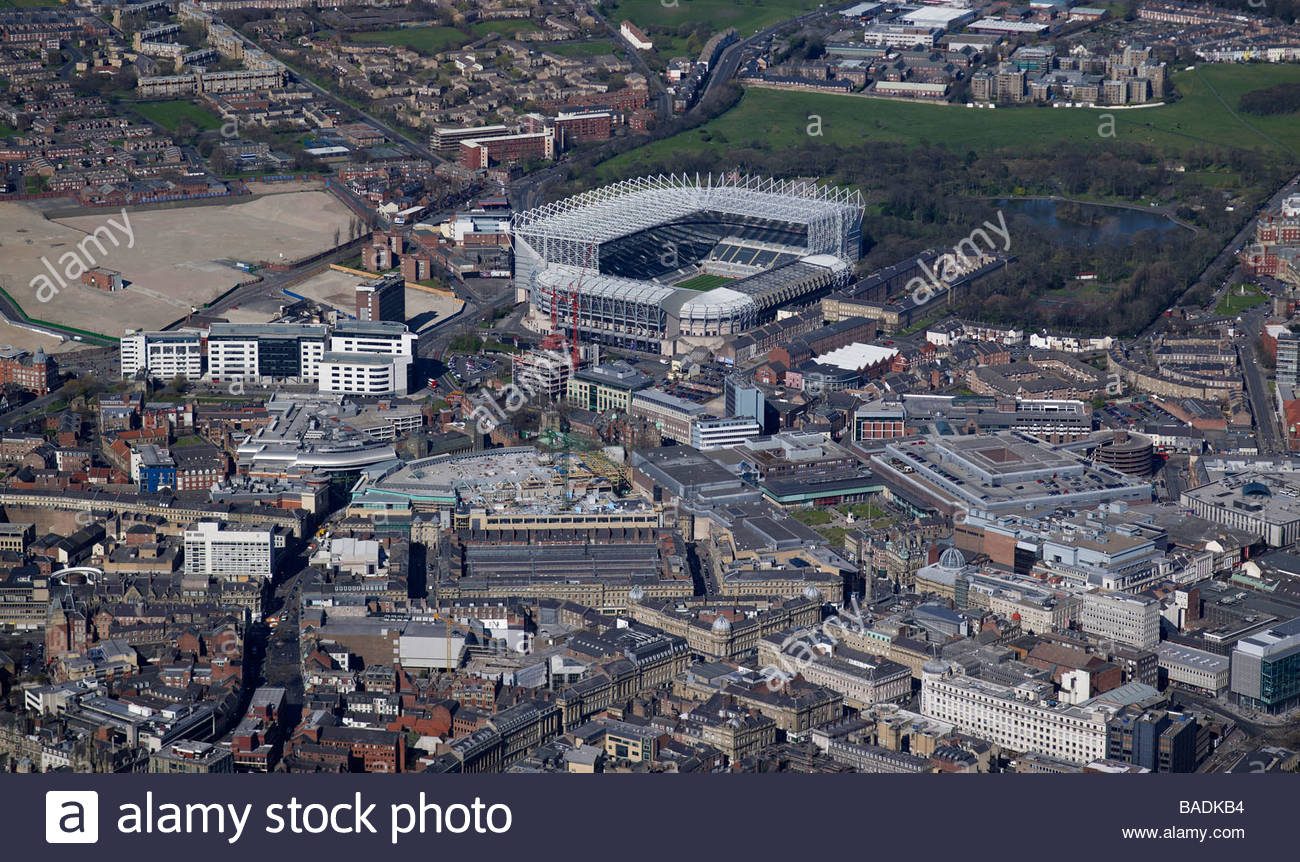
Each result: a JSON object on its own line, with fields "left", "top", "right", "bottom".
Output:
{"left": 400, "top": 254, "right": 432, "bottom": 283}
{"left": 315, "top": 725, "right": 406, "bottom": 773}
{"left": 82, "top": 267, "right": 123, "bottom": 291}
{"left": 45, "top": 594, "right": 90, "bottom": 661}
{"left": 0, "top": 347, "right": 57, "bottom": 395}
{"left": 363, "top": 242, "right": 394, "bottom": 272}
{"left": 459, "top": 130, "right": 554, "bottom": 170}
{"left": 555, "top": 111, "right": 614, "bottom": 143}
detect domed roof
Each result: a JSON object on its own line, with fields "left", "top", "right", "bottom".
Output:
{"left": 627, "top": 586, "right": 645, "bottom": 603}
{"left": 711, "top": 615, "right": 733, "bottom": 634}
{"left": 938, "top": 547, "right": 966, "bottom": 570}
{"left": 802, "top": 584, "right": 822, "bottom": 601}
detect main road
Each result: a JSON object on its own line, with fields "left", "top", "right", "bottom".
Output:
{"left": 1238, "top": 305, "right": 1283, "bottom": 455}
{"left": 1141, "top": 170, "right": 1300, "bottom": 339}
{"left": 692, "top": 3, "right": 848, "bottom": 115}
{"left": 510, "top": 4, "right": 849, "bottom": 213}
{"left": 291, "top": 71, "right": 446, "bottom": 166}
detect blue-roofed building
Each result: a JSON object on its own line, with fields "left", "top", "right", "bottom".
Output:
{"left": 134, "top": 444, "right": 176, "bottom": 493}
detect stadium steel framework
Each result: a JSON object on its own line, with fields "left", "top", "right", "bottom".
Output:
{"left": 512, "top": 174, "right": 865, "bottom": 353}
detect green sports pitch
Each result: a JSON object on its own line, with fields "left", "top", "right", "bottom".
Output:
{"left": 675, "top": 273, "right": 736, "bottom": 290}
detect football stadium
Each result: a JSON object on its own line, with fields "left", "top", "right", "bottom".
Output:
{"left": 512, "top": 174, "right": 865, "bottom": 354}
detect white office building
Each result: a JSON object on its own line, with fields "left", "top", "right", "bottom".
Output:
{"left": 690, "top": 416, "right": 762, "bottom": 451}
{"left": 120, "top": 330, "right": 204, "bottom": 381}
{"left": 1157, "top": 643, "right": 1230, "bottom": 695}
{"left": 324, "top": 321, "right": 415, "bottom": 396}
{"left": 205, "top": 323, "right": 327, "bottom": 384}
{"left": 328, "top": 320, "right": 417, "bottom": 358}
{"left": 319, "top": 352, "right": 409, "bottom": 396}
{"left": 183, "top": 521, "right": 279, "bottom": 581}
{"left": 921, "top": 661, "right": 1111, "bottom": 764}
{"left": 1079, "top": 590, "right": 1160, "bottom": 650}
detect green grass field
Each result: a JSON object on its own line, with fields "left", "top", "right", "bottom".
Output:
{"left": 1216, "top": 283, "right": 1267, "bottom": 315}
{"left": 792, "top": 508, "right": 832, "bottom": 526}
{"left": 601, "top": 65, "right": 1300, "bottom": 178}
{"left": 471, "top": 19, "right": 539, "bottom": 38}
{"left": 650, "top": 34, "right": 693, "bottom": 60}
{"left": 546, "top": 40, "right": 619, "bottom": 58}
{"left": 676, "top": 273, "right": 735, "bottom": 290}
{"left": 348, "top": 21, "right": 533, "bottom": 53}
{"left": 131, "top": 99, "right": 223, "bottom": 132}
{"left": 839, "top": 503, "right": 889, "bottom": 521}
{"left": 349, "top": 26, "right": 470, "bottom": 54}
{"left": 0, "top": 0, "right": 63, "bottom": 8}
{"left": 606, "top": 0, "right": 823, "bottom": 37}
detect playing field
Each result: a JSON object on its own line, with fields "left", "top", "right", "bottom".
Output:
{"left": 131, "top": 100, "right": 224, "bottom": 133}
{"left": 0, "top": 191, "right": 358, "bottom": 338}
{"left": 348, "top": 26, "right": 469, "bottom": 53}
{"left": 471, "top": 19, "right": 539, "bottom": 38}
{"left": 606, "top": 0, "right": 823, "bottom": 37}
{"left": 546, "top": 40, "right": 620, "bottom": 58}
{"left": 676, "top": 273, "right": 736, "bottom": 290}
{"left": 601, "top": 64, "right": 1300, "bottom": 178}
{"left": 348, "top": 20, "right": 535, "bottom": 53}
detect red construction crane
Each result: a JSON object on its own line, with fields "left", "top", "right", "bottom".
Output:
{"left": 565, "top": 240, "right": 597, "bottom": 371}
{"left": 570, "top": 280, "right": 580, "bottom": 370}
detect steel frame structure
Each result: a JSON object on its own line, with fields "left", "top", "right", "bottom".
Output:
{"left": 514, "top": 175, "right": 863, "bottom": 350}
{"left": 512, "top": 173, "right": 865, "bottom": 270}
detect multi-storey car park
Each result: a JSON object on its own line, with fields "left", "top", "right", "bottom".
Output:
{"left": 512, "top": 174, "right": 864, "bottom": 355}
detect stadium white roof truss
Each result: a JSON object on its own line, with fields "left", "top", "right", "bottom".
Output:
{"left": 513, "top": 173, "right": 865, "bottom": 269}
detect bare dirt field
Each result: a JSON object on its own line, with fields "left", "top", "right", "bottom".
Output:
{"left": 0, "top": 191, "right": 360, "bottom": 337}
{"left": 288, "top": 268, "right": 464, "bottom": 333}
{"left": 245, "top": 179, "right": 331, "bottom": 196}
{"left": 0, "top": 321, "right": 82, "bottom": 355}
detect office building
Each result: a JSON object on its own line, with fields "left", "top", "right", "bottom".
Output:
{"left": 206, "top": 323, "right": 327, "bottom": 384}
{"left": 121, "top": 330, "right": 204, "bottom": 381}
{"left": 630, "top": 389, "right": 707, "bottom": 444}
{"left": 725, "top": 375, "right": 770, "bottom": 432}
{"left": 921, "top": 661, "right": 1112, "bottom": 764}
{"left": 1231, "top": 617, "right": 1300, "bottom": 713}
{"left": 183, "top": 521, "right": 278, "bottom": 581}
{"left": 323, "top": 320, "right": 416, "bottom": 395}
{"left": 566, "top": 361, "right": 652, "bottom": 413}
{"left": 355, "top": 274, "right": 406, "bottom": 323}
{"left": 1105, "top": 707, "right": 1199, "bottom": 773}
{"left": 1157, "top": 643, "right": 1230, "bottom": 696}
{"left": 319, "top": 353, "right": 410, "bottom": 396}
{"left": 691, "top": 416, "right": 762, "bottom": 451}
{"left": 329, "top": 320, "right": 417, "bottom": 358}
{"left": 1080, "top": 590, "right": 1161, "bottom": 650}
{"left": 148, "top": 740, "right": 234, "bottom": 773}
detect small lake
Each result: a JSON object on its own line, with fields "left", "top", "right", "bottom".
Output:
{"left": 996, "top": 198, "right": 1187, "bottom": 247}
